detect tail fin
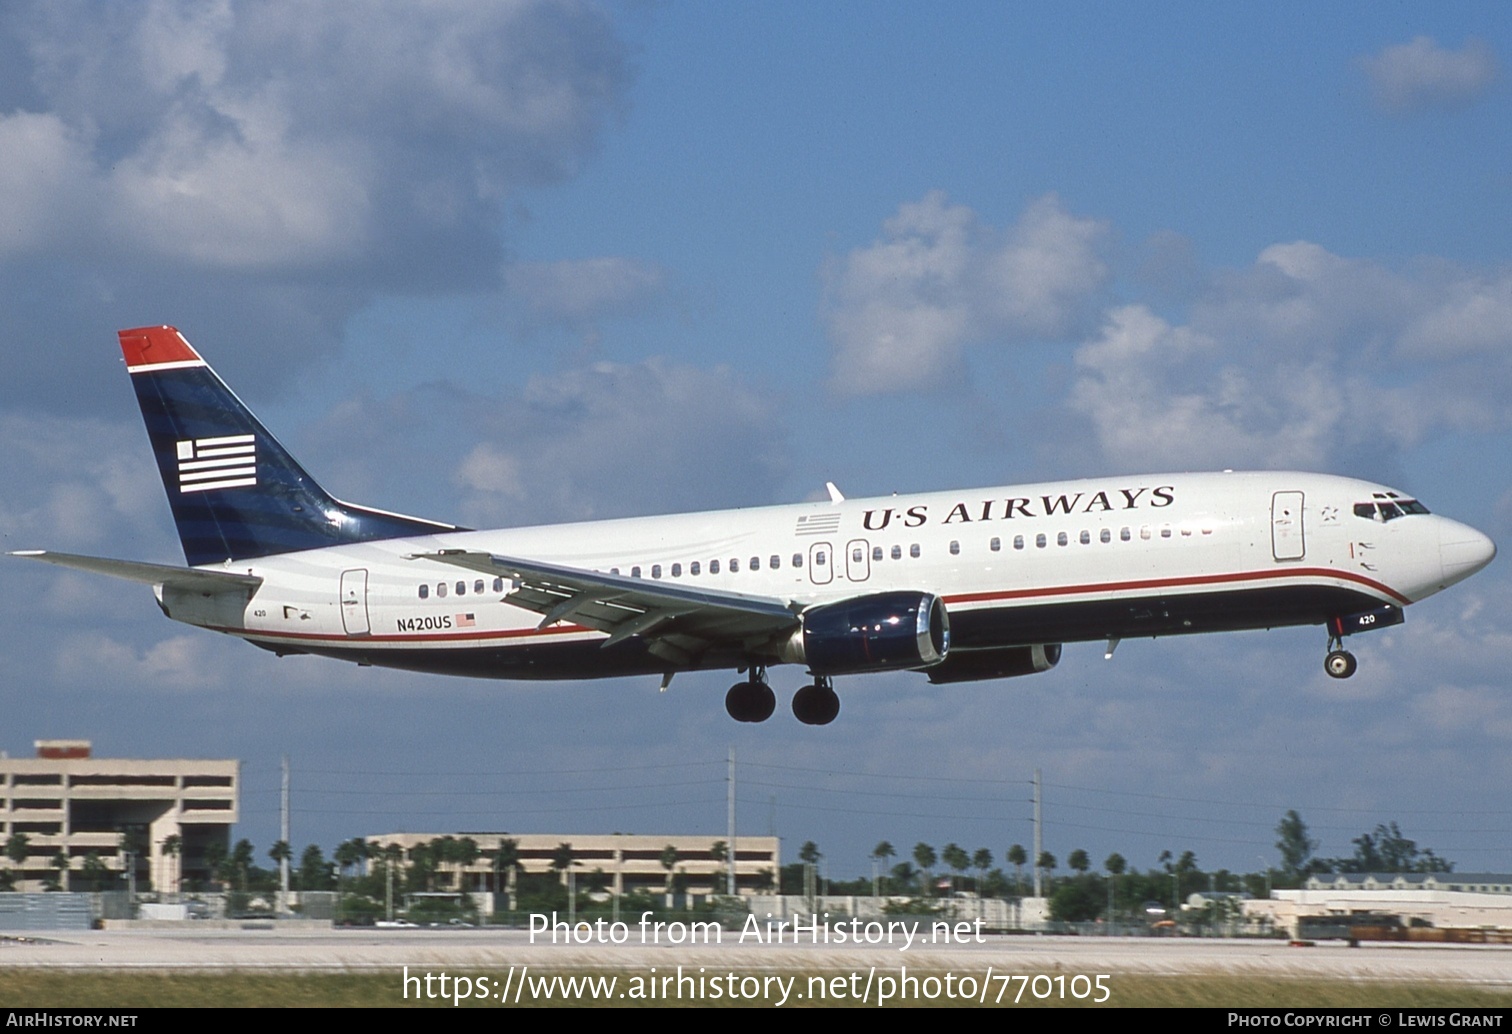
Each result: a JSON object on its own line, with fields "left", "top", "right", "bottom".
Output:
{"left": 121, "top": 326, "right": 463, "bottom": 566}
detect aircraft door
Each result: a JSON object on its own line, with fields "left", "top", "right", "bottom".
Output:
{"left": 846, "top": 538, "right": 871, "bottom": 582}
{"left": 1271, "top": 491, "right": 1305, "bottom": 561}
{"left": 340, "top": 568, "right": 370, "bottom": 635}
{"left": 808, "top": 542, "right": 833, "bottom": 585}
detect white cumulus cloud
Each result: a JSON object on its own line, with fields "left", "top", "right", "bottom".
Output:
{"left": 1359, "top": 36, "right": 1497, "bottom": 113}
{"left": 823, "top": 192, "right": 1108, "bottom": 395}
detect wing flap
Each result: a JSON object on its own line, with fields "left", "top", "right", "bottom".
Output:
{"left": 410, "top": 549, "right": 799, "bottom": 655}
{"left": 10, "top": 550, "right": 263, "bottom": 594}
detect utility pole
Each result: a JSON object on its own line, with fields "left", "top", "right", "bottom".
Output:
{"left": 279, "top": 754, "right": 290, "bottom": 914}
{"left": 1032, "top": 769, "right": 1042, "bottom": 899}
{"left": 726, "top": 748, "right": 737, "bottom": 896}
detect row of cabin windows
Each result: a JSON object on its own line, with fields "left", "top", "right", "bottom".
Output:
{"left": 413, "top": 525, "right": 1212, "bottom": 597}
{"left": 418, "top": 577, "right": 506, "bottom": 600}
{"left": 608, "top": 544, "right": 920, "bottom": 579}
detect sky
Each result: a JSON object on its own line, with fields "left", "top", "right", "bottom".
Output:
{"left": 3, "top": 1, "right": 1512, "bottom": 884}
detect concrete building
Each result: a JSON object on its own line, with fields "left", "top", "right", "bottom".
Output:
{"left": 1244, "top": 873, "right": 1512, "bottom": 937}
{"left": 366, "top": 831, "right": 780, "bottom": 898}
{"left": 0, "top": 740, "right": 238, "bottom": 893}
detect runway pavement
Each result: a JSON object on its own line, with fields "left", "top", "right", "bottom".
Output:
{"left": 3, "top": 928, "right": 1511, "bottom": 988}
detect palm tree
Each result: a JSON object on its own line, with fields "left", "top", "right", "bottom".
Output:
{"left": 160, "top": 834, "right": 183, "bottom": 896}
{"left": 494, "top": 838, "right": 521, "bottom": 912}
{"left": 1037, "top": 851, "right": 1057, "bottom": 894}
{"left": 455, "top": 837, "right": 480, "bottom": 894}
{"left": 1068, "top": 849, "right": 1090, "bottom": 876}
{"left": 550, "top": 842, "right": 575, "bottom": 885}
{"left": 5, "top": 833, "right": 29, "bottom": 886}
{"left": 230, "top": 839, "right": 255, "bottom": 891}
{"left": 710, "top": 840, "right": 729, "bottom": 895}
{"left": 1007, "top": 844, "right": 1027, "bottom": 895}
{"left": 1105, "top": 852, "right": 1127, "bottom": 923}
{"left": 972, "top": 848, "right": 993, "bottom": 895}
{"left": 941, "top": 843, "right": 969, "bottom": 894}
{"left": 871, "top": 841, "right": 896, "bottom": 896}
{"left": 204, "top": 839, "right": 228, "bottom": 891}
{"left": 48, "top": 850, "right": 68, "bottom": 892}
{"left": 660, "top": 845, "right": 679, "bottom": 903}
{"left": 913, "top": 843, "right": 937, "bottom": 896}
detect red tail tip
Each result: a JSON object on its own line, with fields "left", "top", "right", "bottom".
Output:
{"left": 119, "top": 325, "right": 202, "bottom": 368}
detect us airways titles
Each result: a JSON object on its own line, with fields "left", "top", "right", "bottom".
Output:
{"left": 861, "top": 484, "right": 1177, "bottom": 531}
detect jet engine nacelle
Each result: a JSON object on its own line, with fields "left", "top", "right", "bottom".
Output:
{"left": 782, "top": 591, "right": 950, "bottom": 676}
{"left": 925, "top": 643, "right": 1062, "bottom": 684}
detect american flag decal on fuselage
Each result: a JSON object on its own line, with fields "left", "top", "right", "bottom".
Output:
{"left": 176, "top": 435, "right": 256, "bottom": 493}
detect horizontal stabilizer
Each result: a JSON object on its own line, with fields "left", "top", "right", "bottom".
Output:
{"left": 9, "top": 550, "right": 263, "bottom": 594}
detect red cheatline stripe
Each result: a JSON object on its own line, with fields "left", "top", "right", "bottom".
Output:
{"left": 942, "top": 566, "right": 1408, "bottom": 607}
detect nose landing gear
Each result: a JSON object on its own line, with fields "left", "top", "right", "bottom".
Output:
{"left": 725, "top": 667, "right": 776, "bottom": 723}
{"left": 1324, "top": 634, "right": 1357, "bottom": 679}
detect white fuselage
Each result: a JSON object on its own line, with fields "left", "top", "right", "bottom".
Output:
{"left": 157, "top": 470, "right": 1491, "bottom": 681}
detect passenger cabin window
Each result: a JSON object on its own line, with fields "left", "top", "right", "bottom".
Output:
{"left": 891, "top": 545, "right": 902, "bottom": 560}
{"left": 852, "top": 547, "right": 864, "bottom": 563}
{"left": 474, "top": 579, "right": 484, "bottom": 594}
{"left": 1100, "top": 529, "right": 1111, "bottom": 543}
{"left": 493, "top": 578, "right": 504, "bottom": 593}
{"left": 949, "top": 540, "right": 960, "bottom": 555}
{"left": 990, "top": 537, "right": 1001, "bottom": 552}
{"left": 729, "top": 558, "right": 740, "bottom": 573}
{"left": 770, "top": 555, "right": 781, "bottom": 569}
{"left": 456, "top": 581, "right": 466, "bottom": 596}
{"left": 1160, "top": 525, "right": 1172, "bottom": 539}
{"left": 671, "top": 563, "right": 682, "bottom": 577}
{"left": 910, "top": 544, "right": 921, "bottom": 558}
{"left": 872, "top": 546, "right": 883, "bottom": 561}
{"left": 750, "top": 556, "right": 761, "bottom": 571}
{"left": 437, "top": 583, "right": 447, "bottom": 598}
{"left": 691, "top": 561, "right": 701, "bottom": 576}
{"left": 651, "top": 564, "right": 662, "bottom": 579}
{"left": 710, "top": 559, "right": 720, "bottom": 574}
{"left": 1014, "top": 535, "right": 1025, "bottom": 550}
{"left": 418, "top": 584, "right": 429, "bottom": 599}
{"left": 813, "top": 552, "right": 825, "bottom": 567}
{"left": 1036, "top": 534, "right": 1047, "bottom": 548}
{"left": 1057, "top": 531, "right": 1068, "bottom": 546}
{"left": 1120, "top": 527, "right": 1131, "bottom": 541}
{"left": 1079, "top": 530, "right": 1091, "bottom": 545}
{"left": 792, "top": 554, "right": 803, "bottom": 568}
{"left": 631, "top": 566, "right": 642, "bottom": 578}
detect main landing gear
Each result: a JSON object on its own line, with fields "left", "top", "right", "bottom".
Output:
{"left": 724, "top": 668, "right": 841, "bottom": 724}
{"left": 725, "top": 668, "right": 776, "bottom": 723}
{"left": 792, "top": 676, "right": 840, "bottom": 726}
{"left": 1324, "top": 634, "right": 1357, "bottom": 680}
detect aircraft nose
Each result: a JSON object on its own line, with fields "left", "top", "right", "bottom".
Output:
{"left": 1440, "top": 519, "right": 1496, "bottom": 586}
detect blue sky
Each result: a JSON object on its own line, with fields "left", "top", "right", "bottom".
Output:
{"left": 3, "top": 1, "right": 1511, "bottom": 882}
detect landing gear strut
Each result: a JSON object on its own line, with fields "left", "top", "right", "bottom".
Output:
{"left": 725, "top": 666, "right": 776, "bottom": 723}
{"left": 1324, "top": 634, "right": 1357, "bottom": 679}
{"left": 792, "top": 676, "right": 840, "bottom": 726}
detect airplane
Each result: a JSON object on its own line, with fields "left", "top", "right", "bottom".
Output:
{"left": 12, "top": 325, "right": 1497, "bottom": 725}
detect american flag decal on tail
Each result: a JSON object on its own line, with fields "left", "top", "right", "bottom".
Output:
{"left": 176, "top": 435, "right": 257, "bottom": 493}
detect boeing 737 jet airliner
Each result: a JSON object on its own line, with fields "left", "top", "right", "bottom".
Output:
{"left": 13, "top": 326, "right": 1497, "bottom": 724}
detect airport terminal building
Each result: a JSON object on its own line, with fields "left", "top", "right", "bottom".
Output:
{"left": 367, "top": 831, "right": 781, "bottom": 898}
{"left": 0, "top": 740, "right": 238, "bottom": 893}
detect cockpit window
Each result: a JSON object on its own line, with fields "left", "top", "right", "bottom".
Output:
{"left": 1355, "top": 499, "right": 1430, "bottom": 521}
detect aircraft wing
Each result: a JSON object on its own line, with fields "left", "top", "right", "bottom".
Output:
{"left": 410, "top": 549, "right": 800, "bottom": 666}
{"left": 9, "top": 550, "right": 263, "bottom": 594}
